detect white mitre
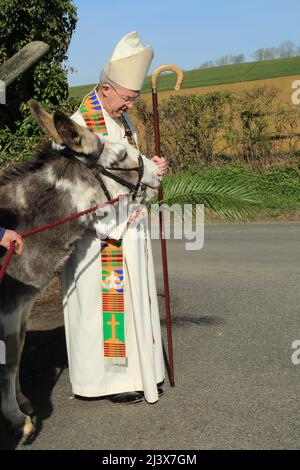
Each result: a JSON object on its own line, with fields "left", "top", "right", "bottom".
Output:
{"left": 104, "top": 31, "right": 154, "bottom": 91}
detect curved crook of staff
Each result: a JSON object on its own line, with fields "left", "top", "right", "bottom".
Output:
{"left": 151, "top": 65, "right": 184, "bottom": 387}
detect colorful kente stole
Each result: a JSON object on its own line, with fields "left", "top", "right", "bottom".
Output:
{"left": 101, "top": 240, "right": 126, "bottom": 364}
{"left": 79, "top": 89, "right": 138, "bottom": 364}
{"left": 79, "top": 89, "right": 108, "bottom": 136}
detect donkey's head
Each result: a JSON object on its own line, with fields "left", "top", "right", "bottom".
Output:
{"left": 28, "top": 99, "right": 104, "bottom": 160}
{"left": 28, "top": 100, "right": 161, "bottom": 201}
{"left": 101, "top": 141, "right": 162, "bottom": 202}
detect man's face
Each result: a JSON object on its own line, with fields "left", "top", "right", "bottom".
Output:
{"left": 102, "top": 84, "right": 140, "bottom": 117}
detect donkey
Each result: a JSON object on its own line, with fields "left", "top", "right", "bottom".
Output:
{"left": 0, "top": 100, "right": 161, "bottom": 437}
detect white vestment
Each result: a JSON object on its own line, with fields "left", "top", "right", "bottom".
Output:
{"left": 61, "top": 95, "right": 165, "bottom": 403}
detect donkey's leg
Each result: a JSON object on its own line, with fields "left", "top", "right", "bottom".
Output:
{"left": 15, "top": 295, "right": 40, "bottom": 417}
{"left": 0, "top": 331, "right": 34, "bottom": 437}
{"left": 0, "top": 279, "right": 37, "bottom": 436}
{"left": 15, "top": 322, "right": 34, "bottom": 416}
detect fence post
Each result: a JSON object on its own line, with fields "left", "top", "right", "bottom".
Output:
{"left": 0, "top": 41, "right": 50, "bottom": 90}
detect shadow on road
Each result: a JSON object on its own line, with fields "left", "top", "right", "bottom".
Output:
{"left": 161, "top": 314, "right": 224, "bottom": 328}
{"left": 0, "top": 326, "right": 68, "bottom": 449}
{"left": 0, "top": 312, "right": 224, "bottom": 448}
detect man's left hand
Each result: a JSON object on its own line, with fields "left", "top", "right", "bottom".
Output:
{"left": 1, "top": 229, "right": 24, "bottom": 255}
{"left": 151, "top": 156, "right": 168, "bottom": 175}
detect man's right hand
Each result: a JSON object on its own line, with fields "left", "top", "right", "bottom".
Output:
{"left": 128, "top": 208, "right": 147, "bottom": 224}
{"left": 0, "top": 230, "right": 24, "bottom": 255}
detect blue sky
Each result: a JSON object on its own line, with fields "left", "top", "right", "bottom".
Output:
{"left": 67, "top": 0, "right": 300, "bottom": 86}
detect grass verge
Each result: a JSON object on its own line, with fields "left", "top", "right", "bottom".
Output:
{"left": 161, "top": 163, "right": 300, "bottom": 222}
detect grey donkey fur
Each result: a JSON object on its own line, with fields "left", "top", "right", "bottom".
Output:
{"left": 0, "top": 100, "right": 161, "bottom": 437}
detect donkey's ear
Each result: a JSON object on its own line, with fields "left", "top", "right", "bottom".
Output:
{"left": 53, "top": 110, "right": 85, "bottom": 150}
{"left": 27, "top": 99, "right": 63, "bottom": 144}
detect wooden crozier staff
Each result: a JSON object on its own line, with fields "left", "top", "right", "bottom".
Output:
{"left": 151, "top": 65, "right": 184, "bottom": 386}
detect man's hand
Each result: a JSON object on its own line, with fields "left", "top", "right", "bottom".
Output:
{"left": 151, "top": 156, "right": 168, "bottom": 175}
{"left": 128, "top": 208, "right": 147, "bottom": 224}
{"left": 0, "top": 230, "right": 24, "bottom": 255}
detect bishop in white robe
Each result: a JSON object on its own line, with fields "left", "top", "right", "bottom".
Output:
{"left": 61, "top": 32, "right": 167, "bottom": 404}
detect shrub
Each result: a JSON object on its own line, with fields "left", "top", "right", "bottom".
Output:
{"left": 134, "top": 87, "right": 300, "bottom": 171}
{"left": 0, "top": 0, "right": 77, "bottom": 166}
{"left": 0, "top": 96, "right": 81, "bottom": 166}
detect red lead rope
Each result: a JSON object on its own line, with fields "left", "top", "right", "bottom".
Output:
{"left": 0, "top": 195, "right": 124, "bottom": 283}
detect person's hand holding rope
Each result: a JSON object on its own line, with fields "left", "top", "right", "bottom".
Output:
{"left": 128, "top": 207, "right": 148, "bottom": 224}
{"left": 0, "top": 229, "right": 24, "bottom": 255}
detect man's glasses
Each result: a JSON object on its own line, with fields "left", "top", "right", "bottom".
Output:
{"left": 108, "top": 83, "right": 139, "bottom": 104}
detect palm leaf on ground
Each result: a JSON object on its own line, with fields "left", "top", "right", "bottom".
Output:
{"left": 159, "top": 173, "right": 261, "bottom": 221}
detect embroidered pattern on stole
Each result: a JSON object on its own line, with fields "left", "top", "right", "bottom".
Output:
{"left": 79, "top": 89, "right": 138, "bottom": 150}
{"left": 79, "top": 89, "right": 108, "bottom": 136}
{"left": 101, "top": 240, "right": 126, "bottom": 364}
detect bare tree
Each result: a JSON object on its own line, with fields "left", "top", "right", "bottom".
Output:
{"left": 232, "top": 54, "right": 245, "bottom": 64}
{"left": 262, "top": 47, "right": 277, "bottom": 60}
{"left": 278, "top": 41, "right": 296, "bottom": 58}
{"left": 252, "top": 48, "right": 265, "bottom": 61}
{"left": 195, "top": 40, "right": 300, "bottom": 71}
{"left": 199, "top": 60, "right": 215, "bottom": 69}
{"left": 215, "top": 54, "right": 233, "bottom": 67}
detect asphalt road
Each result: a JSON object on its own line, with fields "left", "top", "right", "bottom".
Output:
{"left": 1, "top": 222, "right": 300, "bottom": 450}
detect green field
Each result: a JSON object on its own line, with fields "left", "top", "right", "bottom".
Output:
{"left": 69, "top": 56, "right": 300, "bottom": 98}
